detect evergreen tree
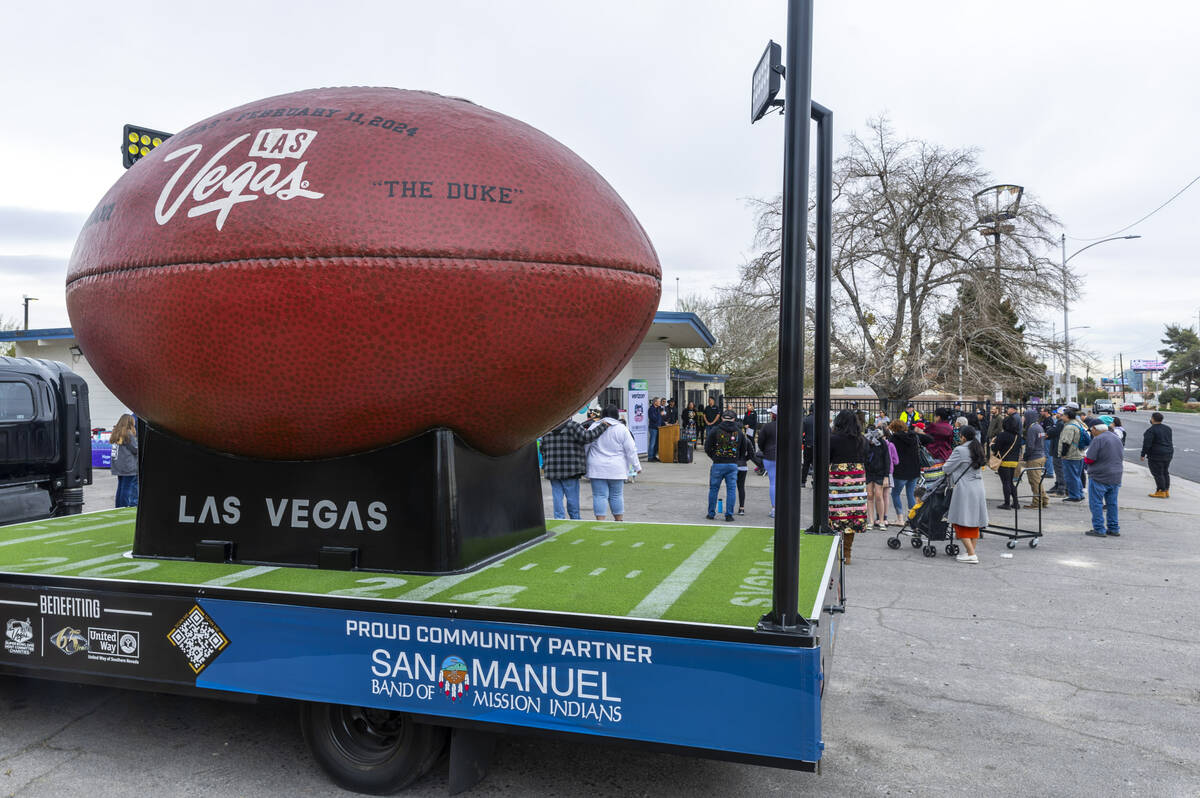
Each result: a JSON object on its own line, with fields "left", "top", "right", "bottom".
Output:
{"left": 1159, "top": 324, "right": 1200, "bottom": 399}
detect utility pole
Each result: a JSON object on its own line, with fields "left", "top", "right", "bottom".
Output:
{"left": 22, "top": 295, "right": 37, "bottom": 330}
{"left": 1119, "top": 353, "right": 1125, "bottom": 405}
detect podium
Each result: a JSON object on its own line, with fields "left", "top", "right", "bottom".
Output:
{"left": 658, "top": 424, "right": 680, "bottom": 463}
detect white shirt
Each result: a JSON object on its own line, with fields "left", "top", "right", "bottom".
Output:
{"left": 585, "top": 418, "right": 642, "bottom": 480}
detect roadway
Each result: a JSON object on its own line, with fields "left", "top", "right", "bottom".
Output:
{"left": 1113, "top": 409, "right": 1200, "bottom": 484}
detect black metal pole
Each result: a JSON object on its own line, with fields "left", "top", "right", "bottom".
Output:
{"left": 764, "top": 0, "right": 813, "bottom": 631}
{"left": 810, "top": 101, "right": 832, "bottom": 536}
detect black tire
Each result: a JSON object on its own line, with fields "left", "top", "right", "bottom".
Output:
{"left": 1029, "top": 538, "right": 1040, "bottom": 548}
{"left": 887, "top": 537, "right": 901, "bottom": 550}
{"left": 922, "top": 545, "right": 936, "bottom": 557}
{"left": 949, "top": 544, "right": 960, "bottom": 556}
{"left": 910, "top": 537, "right": 922, "bottom": 548}
{"left": 1006, "top": 540, "right": 1016, "bottom": 549}
{"left": 300, "top": 702, "right": 448, "bottom": 795}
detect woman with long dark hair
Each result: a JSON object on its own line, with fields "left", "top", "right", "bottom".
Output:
{"left": 944, "top": 425, "right": 989, "bottom": 563}
{"left": 110, "top": 414, "right": 139, "bottom": 508}
{"left": 829, "top": 409, "right": 868, "bottom": 564}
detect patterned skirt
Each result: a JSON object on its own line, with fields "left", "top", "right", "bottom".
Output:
{"left": 829, "top": 462, "right": 867, "bottom": 535}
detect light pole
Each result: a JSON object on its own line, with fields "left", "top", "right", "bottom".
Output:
{"left": 1061, "top": 234, "right": 1141, "bottom": 403}
{"left": 973, "top": 185, "right": 1024, "bottom": 277}
{"left": 21, "top": 295, "right": 37, "bottom": 330}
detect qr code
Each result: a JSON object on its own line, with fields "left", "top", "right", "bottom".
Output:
{"left": 168, "top": 606, "right": 229, "bottom": 674}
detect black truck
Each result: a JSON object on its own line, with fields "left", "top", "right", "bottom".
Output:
{"left": 0, "top": 356, "right": 91, "bottom": 523}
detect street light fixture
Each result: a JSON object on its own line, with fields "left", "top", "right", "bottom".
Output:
{"left": 1061, "top": 234, "right": 1141, "bottom": 403}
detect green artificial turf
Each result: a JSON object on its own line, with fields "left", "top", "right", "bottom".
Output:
{"left": 0, "top": 511, "right": 837, "bottom": 629}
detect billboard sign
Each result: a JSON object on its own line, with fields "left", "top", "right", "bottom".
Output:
{"left": 1130, "top": 359, "right": 1165, "bottom": 372}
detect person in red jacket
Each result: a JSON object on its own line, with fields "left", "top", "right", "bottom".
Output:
{"left": 926, "top": 408, "right": 955, "bottom": 461}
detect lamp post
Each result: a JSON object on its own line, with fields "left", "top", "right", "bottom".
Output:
{"left": 21, "top": 295, "right": 37, "bottom": 330}
{"left": 1061, "top": 234, "right": 1141, "bottom": 403}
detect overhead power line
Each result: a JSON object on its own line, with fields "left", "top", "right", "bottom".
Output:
{"left": 1067, "top": 172, "right": 1200, "bottom": 242}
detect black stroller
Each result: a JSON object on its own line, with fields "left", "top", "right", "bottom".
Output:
{"left": 886, "top": 476, "right": 961, "bottom": 558}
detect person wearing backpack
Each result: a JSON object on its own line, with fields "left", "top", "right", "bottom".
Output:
{"left": 1058, "top": 407, "right": 1089, "bottom": 503}
{"left": 864, "top": 427, "right": 891, "bottom": 529}
{"left": 704, "top": 408, "right": 748, "bottom": 522}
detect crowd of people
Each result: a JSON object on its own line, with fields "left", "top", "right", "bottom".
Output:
{"left": 543, "top": 396, "right": 1177, "bottom": 550}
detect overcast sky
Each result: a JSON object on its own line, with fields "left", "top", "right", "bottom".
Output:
{"left": 2, "top": 0, "right": 1197, "bottom": 378}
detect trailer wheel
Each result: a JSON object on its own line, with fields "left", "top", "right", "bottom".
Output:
{"left": 300, "top": 702, "right": 448, "bottom": 795}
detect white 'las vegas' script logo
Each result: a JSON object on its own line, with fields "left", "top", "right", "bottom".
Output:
{"left": 154, "top": 128, "right": 323, "bottom": 231}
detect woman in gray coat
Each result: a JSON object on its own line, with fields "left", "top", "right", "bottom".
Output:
{"left": 944, "top": 425, "right": 988, "bottom": 564}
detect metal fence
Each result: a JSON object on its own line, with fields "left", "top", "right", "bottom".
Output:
{"left": 723, "top": 396, "right": 1060, "bottom": 421}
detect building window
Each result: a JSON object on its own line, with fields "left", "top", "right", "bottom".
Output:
{"left": 599, "top": 387, "right": 624, "bottom": 411}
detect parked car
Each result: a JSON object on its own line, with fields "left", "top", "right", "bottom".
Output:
{"left": 1121, "top": 403, "right": 1137, "bottom": 412}
{"left": 1092, "top": 399, "right": 1115, "bottom": 414}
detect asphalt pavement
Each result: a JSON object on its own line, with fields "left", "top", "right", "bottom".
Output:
{"left": 1114, "top": 409, "right": 1200, "bottom": 483}
{"left": 3, "top": 455, "right": 1199, "bottom": 796}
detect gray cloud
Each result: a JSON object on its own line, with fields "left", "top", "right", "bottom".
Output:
{"left": 0, "top": 207, "right": 85, "bottom": 248}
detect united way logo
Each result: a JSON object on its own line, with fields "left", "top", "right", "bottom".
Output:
{"left": 439, "top": 656, "right": 469, "bottom": 701}
{"left": 5, "top": 618, "right": 34, "bottom": 656}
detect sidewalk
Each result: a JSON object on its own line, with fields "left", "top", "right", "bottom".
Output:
{"left": 544, "top": 456, "right": 1200, "bottom": 796}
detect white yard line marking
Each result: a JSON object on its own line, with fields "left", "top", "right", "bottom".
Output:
{"left": 630, "top": 527, "right": 742, "bottom": 619}
{"left": 203, "top": 566, "right": 280, "bottom": 587}
{"left": 571, "top": 539, "right": 584, "bottom": 545}
{"left": 92, "top": 542, "right": 112, "bottom": 547}
{"left": 399, "top": 537, "right": 550, "bottom": 602}
{"left": 554, "top": 565, "right": 571, "bottom": 573}
{"left": 662, "top": 543, "right": 675, "bottom": 549}
{"left": 105, "top": 608, "right": 152, "bottom": 616}
{"left": 549, "top": 523, "right": 579, "bottom": 534}
{"left": 589, "top": 568, "right": 606, "bottom": 576}
{"left": 0, "top": 520, "right": 129, "bottom": 548}
{"left": 65, "top": 540, "right": 94, "bottom": 546}
{"left": 0, "top": 599, "right": 38, "bottom": 607}
{"left": 519, "top": 563, "right": 538, "bottom": 571}
{"left": 41, "top": 553, "right": 126, "bottom": 574}
{"left": 601, "top": 540, "right": 614, "bottom": 547}
{"left": 632, "top": 541, "right": 644, "bottom": 547}
{"left": 626, "top": 570, "right": 642, "bottom": 579}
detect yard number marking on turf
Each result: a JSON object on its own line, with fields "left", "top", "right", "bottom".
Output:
{"left": 630, "top": 527, "right": 742, "bottom": 619}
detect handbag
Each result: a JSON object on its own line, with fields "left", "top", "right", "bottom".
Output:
{"left": 917, "top": 444, "right": 934, "bottom": 469}
{"left": 988, "top": 438, "right": 1017, "bottom": 471}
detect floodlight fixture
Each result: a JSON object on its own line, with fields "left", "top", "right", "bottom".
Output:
{"left": 122, "top": 124, "right": 173, "bottom": 169}
{"left": 750, "top": 40, "right": 783, "bottom": 123}
{"left": 973, "top": 184, "right": 1024, "bottom": 231}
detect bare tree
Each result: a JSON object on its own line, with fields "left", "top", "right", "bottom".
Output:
{"left": 734, "top": 117, "right": 1073, "bottom": 406}
{"left": 670, "top": 292, "right": 784, "bottom": 395}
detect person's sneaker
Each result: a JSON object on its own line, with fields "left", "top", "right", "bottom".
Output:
{"left": 768, "top": 509, "right": 775, "bottom": 518}
{"left": 955, "top": 554, "right": 979, "bottom": 563}
{"left": 705, "top": 513, "right": 716, "bottom": 520}
{"left": 1064, "top": 497, "right": 1083, "bottom": 503}
{"left": 737, "top": 507, "right": 745, "bottom": 515}
{"left": 1108, "top": 530, "right": 1121, "bottom": 536}
{"left": 724, "top": 514, "right": 735, "bottom": 522}
{"left": 1084, "top": 530, "right": 1106, "bottom": 537}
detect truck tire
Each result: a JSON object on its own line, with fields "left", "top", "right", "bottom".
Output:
{"left": 299, "top": 702, "right": 447, "bottom": 794}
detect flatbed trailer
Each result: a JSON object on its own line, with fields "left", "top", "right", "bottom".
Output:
{"left": 0, "top": 509, "right": 842, "bottom": 792}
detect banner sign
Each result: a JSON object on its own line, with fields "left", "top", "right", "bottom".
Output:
{"left": 628, "top": 379, "right": 649, "bottom": 455}
{"left": 196, "top": 599, "right": 823, "bottom": 762}
{"left": 1130, "top": 359, "right": 1165, "bottom": 372}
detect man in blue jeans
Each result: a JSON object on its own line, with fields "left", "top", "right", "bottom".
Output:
{"left": 1082, "top": 418, "right": 1123, "bottom": 537}
{"left": 705, "top": 409, "right": 748, "bottom": 522}
{"left": 1058, "top": 407, "right": 1087, "bottom": 502}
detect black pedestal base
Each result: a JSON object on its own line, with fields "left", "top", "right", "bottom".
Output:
{"left": 132, "top": 425, "right": 546, "bottom": 573}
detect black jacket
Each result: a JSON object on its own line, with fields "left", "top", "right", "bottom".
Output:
{"left": 742, "top": 409, "right": 759, "bottom": 431}
{"left": 1043, "top": 417, "right": 1062, "bottom": 442}
{"left": 704, "top": 421, "right": 753, "bottom": 465}
{"left": 757, "top": 420, "right": 778, "bottom": 460}
{"left": 890, "top": 430, "right": 932, "bottom": 480}
{"left": 1141, "top": 424, "right": 1174, "bottom": 459}
{"left": 802, "top": 413, "right": 816, "bottom": 448}
{"left": 829, "top": 431, "right": 867, "bottom": 465}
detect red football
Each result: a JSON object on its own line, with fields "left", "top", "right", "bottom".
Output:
{"left": 67, "top": 87, "right": 661, "bottom": 459}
